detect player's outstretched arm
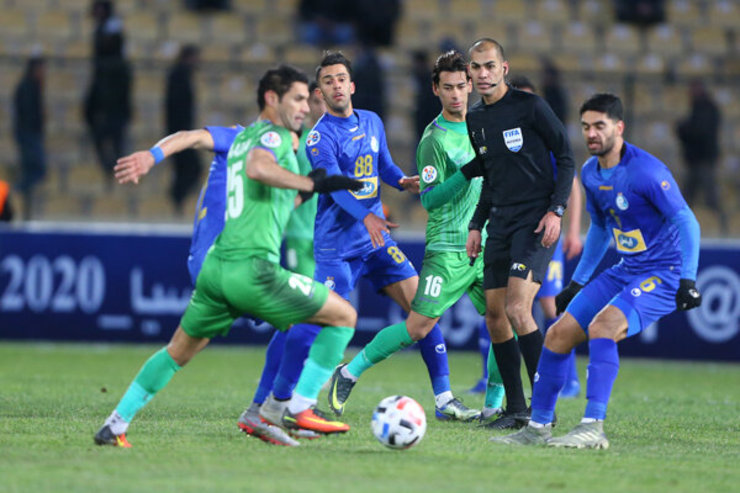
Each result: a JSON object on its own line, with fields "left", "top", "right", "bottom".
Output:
{"left": 114, "top": 129, "right": 214, "bottom": 185}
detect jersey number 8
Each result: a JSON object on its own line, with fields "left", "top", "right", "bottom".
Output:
{"left": 354, "top": 154, "right": 374, "bottom": 177}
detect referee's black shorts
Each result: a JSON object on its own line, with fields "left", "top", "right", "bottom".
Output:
{"left": 483, "top": 200, "right": 556, "bottom": 290}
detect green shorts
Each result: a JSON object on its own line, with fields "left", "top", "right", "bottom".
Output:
{"left": 181, "top": 254, "right": 329, "bottom": 338}
{"left": 410, "top": 250, "right": 486, "bottom": 318}
{"left": 284, "top": 236, "right": 315, "bottom": 278}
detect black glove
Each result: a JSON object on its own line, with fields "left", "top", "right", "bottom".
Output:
{"left": 299, "top": 169, "right": 364, "bottom": 202}
{"left": 555, "top": 281, "right": 583, "bottom": 315}
{"left": 676, "top": 278, "right": 702, "bottom": 311}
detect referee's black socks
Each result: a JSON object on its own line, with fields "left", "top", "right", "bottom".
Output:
{"left": 518, "top": 329, "right": 544, "bottom": 390}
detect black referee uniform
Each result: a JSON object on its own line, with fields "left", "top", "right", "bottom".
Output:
{"left": 464, "top": 85, "right": 575, "bottom": 424}
{"left": 466, "top": 86, "right": 575, "bottom": 289}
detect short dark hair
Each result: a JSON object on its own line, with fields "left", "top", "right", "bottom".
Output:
{"left": 257, "top": 64, "right": 309, "bottom": 111}
{"left": 315, "top": 51, "right": 352, "bottom": 81}
{"left": 509, "top": 75, "right": 535, "bottom": 92}
{"left": 432, "top": 50, "right": 469, "bottom": 86}
{"left": 468, "top": 38, "right": 506, "bottom": 61}
{"left": 579, "top": 93, "right": 623, "bottom": 121}
{"left": 309, "top": 81, "right": 319, "bottom": 93}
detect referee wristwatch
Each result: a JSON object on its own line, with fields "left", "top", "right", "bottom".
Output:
{"left": 548, "top": 205, "right": 565, "bottom": 217}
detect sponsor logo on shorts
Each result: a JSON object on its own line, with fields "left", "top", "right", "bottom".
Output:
{"left": 306, "top": 130, "right": 320, "bottom": 146}
{"left": 616, "top": 192, "right": 629, "bottom": 210}
{"left": 511, "top": 262, "right": 527, "bottom": 272}
{"left": 503, "top": 127, "right": 523, "bottom": 152}
{"left": 421, "top": 166, "right": 438, "bottom": 183}
{"left": 260, "top": 131, "right": 282, "bottom": 148}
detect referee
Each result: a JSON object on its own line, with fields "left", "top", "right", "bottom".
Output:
{"left": 462, "top": 38, "right": 575, "bottom": 430}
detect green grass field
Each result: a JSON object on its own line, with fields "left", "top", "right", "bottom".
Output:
{"left": 1, "top": 342, "right": 738, "bottom": 493}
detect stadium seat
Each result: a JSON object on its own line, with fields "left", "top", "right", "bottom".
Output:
{"left": 635, "top": 52, "right": 666, "bottom": 75}
{"left": 646, "top": 24, "right": 683, "bottom": 57}
{"left": 676, "top": 52, "right": 714, "bottom": 78}
{"left": 124, "top": 11, "right": 162, "bottom": 43}
{"left": 534, "top": 0, "right": 571, "bottom": 23}
{"left": 404, "top": 0, "right": 440, "bottom": 21}
{"left": 209, "top": 13, "right": 249, "bottom": 45}
{"left": 443, "top": 0, "right": 483, "bottom": 22}
{"left": 666, "top": 0, "right": 703, "bottom": 27}
{"left": 604, "top": 24, "right": 642, "bottom": 55}
{"left": 164, "top": 11, "right": 207, "bottom": 44}
{"left": 578, "top": 0, "right": 613, "bottom": 24}
{"left": 560, "top": 21, "right": 596, "bottom": 55}
{"left": 707, "top": 0, "right": 739, "bottom": 29}
{"left": 492, "top": 0, "right": 527, "bottom": 22}
{"left": 0, "top": 9, "right": 31, "bottom": 43}
{"left": 470, "top": 20, "right": 511, "bottom": 49}
{"left": 254, "top": 14, "right": 293, "bottom": 45}
{"left": 690, "top": 27, "right": 728, "bottom": 56}
{"left": 516, "top": 20, "right": 553, "bottom": 54}
{"left": 35, "top": 11, "right": 74, "bottom": 43}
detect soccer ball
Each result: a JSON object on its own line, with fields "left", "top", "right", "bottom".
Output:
{"left": 371, "top": 395, "right": 427, "bottom": 450}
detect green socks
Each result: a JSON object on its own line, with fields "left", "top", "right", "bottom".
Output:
{"left": 347, "top": 321, "right": 413, "bottom": 378}
{"left": 294, "top": 326, "right": 354, "bottom": 400}
{"left": 115, "top": 347, "right": 181, "bottom": 422}
{"left": 485, "top": 344, "right": 505, "bottom": 409}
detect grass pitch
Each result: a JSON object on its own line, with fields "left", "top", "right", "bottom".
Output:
{"left": 1, "top": 342, "right": 738, "bottom": 493}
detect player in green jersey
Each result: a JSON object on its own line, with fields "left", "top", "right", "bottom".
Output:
{"left": 94, "top": 65, "right": 362, "bottom": 448}
{"left": 328, "top": 51, "right": 503, "bottom": 420}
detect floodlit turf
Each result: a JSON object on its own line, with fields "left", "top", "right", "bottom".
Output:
{"left": 0, "top": 342, "right": 738, "bottom": 493}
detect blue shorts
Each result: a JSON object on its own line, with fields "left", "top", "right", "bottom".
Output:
{"left": 535, "top": 238, "right": 564, "bottom": 299}
{"left": 567, "top": 262, "right": 680, "bottom": 337}
{"left": 314, "top": 240, "right": 418, "bottom": 299}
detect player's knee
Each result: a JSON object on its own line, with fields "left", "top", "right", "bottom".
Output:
{"left": 544, "top": 321, "right": 576, "bottom": 353}
{"left": 335, "top": 304, "right": 357, "bottom": 328}
{"left": 406, "top": 321, "right": 433, "bottom": 341}
{"left": 504, "top": 298, "right": 530, "bottom": 329}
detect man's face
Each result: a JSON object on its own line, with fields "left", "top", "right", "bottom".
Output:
{"left": 277, "top": 82, "right": 310, "bottom": 133}
{"left": 433, "top": 70, "right": 471, "bottom": 118}
{"left": 468, "top": 46, "right": 508, "bottom": 98}
{"left": 308, "top": 87, "right": 326, "bottom": 122}
{"left": 580, "top": 110, "right": 624, "bottom": 156}
{"left": 317, "top": 64, "right": 355, "bottom": 115}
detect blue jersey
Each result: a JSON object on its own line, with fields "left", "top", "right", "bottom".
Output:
{"left": 581, "top": 142, "right": 687, "bottom": 272}
{"left": 306, "top": 110, "right": 405, "bottom": 261}
{"left": 187, "top": 125, "right": 243, "bottom": 283}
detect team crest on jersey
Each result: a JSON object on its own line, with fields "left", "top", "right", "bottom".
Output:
{"left": 631, "top": 288, "right": 642, "bottom": 297}
{"left": 260, "top": 131, "right": 282, "bottom": 148}
{"left": 422, "top": 166, "right": 438, "bottom": 183}
{"left": 306, "top": 130, "right": 320, "bottom": 147}
{"left": 324, "top": 277, "right": 336, "bottom": 290}
{"left": 370, "top": 136, "right": 379, "bottom": 153}
{"left": 502, "top": 127, "right": 523, "bottom": 152}
{"left": 661, "top": 180, "right": 670, "bottom": 191}
{"left": 310, "top": 147, "right": 319, "bottom": 156}
{"left": 616, "top": 192, "right": 629, "bottom": 210}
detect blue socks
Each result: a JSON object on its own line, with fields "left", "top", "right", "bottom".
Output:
{"left": 530, "top": 347, "right": 570, "bottom": 425}
{"left": 417, "top": 324, "right": 451, "bottom": 395}
{"left": 252, "top": 330, "right": 287, "bottom": 404}
{"left": 272, "top": 324, "right": 322, "bottom": 400}
{"left": 584, "top": 338, "right": 620, "bottom": 420}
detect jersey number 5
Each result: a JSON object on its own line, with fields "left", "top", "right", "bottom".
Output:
{"left": 227, "top": 160, "right": 244, "bottom": 219}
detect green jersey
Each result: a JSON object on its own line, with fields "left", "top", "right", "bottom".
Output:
{"left": 284, "top": 130, "right": 318, "bottom": 241}
{"left": 214, "top": 120, "right": 298, "bottom": 264}
{"left": 417, "top": 114, "right": 480, "bottom": 251}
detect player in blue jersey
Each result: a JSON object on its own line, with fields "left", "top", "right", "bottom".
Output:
{"left": 259, "top": 51, "right": 481, "bottom": 433}
{"left": 492, "top": 93, "right": 702, "bottom": 448}
{"left": 112, "top": 78, "right": 335, "bottom": 446}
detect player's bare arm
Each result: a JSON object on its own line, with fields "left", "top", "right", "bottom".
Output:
{"left": 114, "top": 129, "right": 215, "bottom": 185}
{"left": 563, "top": 176, "right": 584, "bottom": 259}
{"left": 246, "top": 147, "right": 314, "bottom": 192}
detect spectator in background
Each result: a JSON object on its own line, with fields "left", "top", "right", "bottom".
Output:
{"left": 614, "top": 0, "right": 665, "bottom": 26}
{"left": 13, "top": 56, "right": 46, "bottom": 220}
{"left": 412, "top": 50, "right": 442, "bottom": 145}
{"left": 297, "top": 0, "right": 355, "bottom": 46}
{"left": 166, "top": 45, "right": 202, "bottom": 215}
{"left": 676, "top": 79, "right": 727, "bottom": 235}
{"left": 351, "top": 44, "right": 385, "bottom": 119}
{"left": 0, "top": 179, "right": 15, "bottom": 222}
{"left": 541, "top": 59, "right": 568, "bottom": 125}
{"left": 353, "top": 0, "right": 400, "bottom": 47}
{"left": 84, "top": 0, "right": 132, "bottom": 183}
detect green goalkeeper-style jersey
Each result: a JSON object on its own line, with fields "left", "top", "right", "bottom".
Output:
{"left": 284, "top": 129, "right": 318, "bottom": 241}
{"left": 417, "top": 114, "right": 481, "bottom": 252}
{"left": 214, "top": 120, "right": 299, "bottom": 264}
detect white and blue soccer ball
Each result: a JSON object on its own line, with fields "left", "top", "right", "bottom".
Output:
{"left": 371, "top": 395, "right": 427, "bottom": 450}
